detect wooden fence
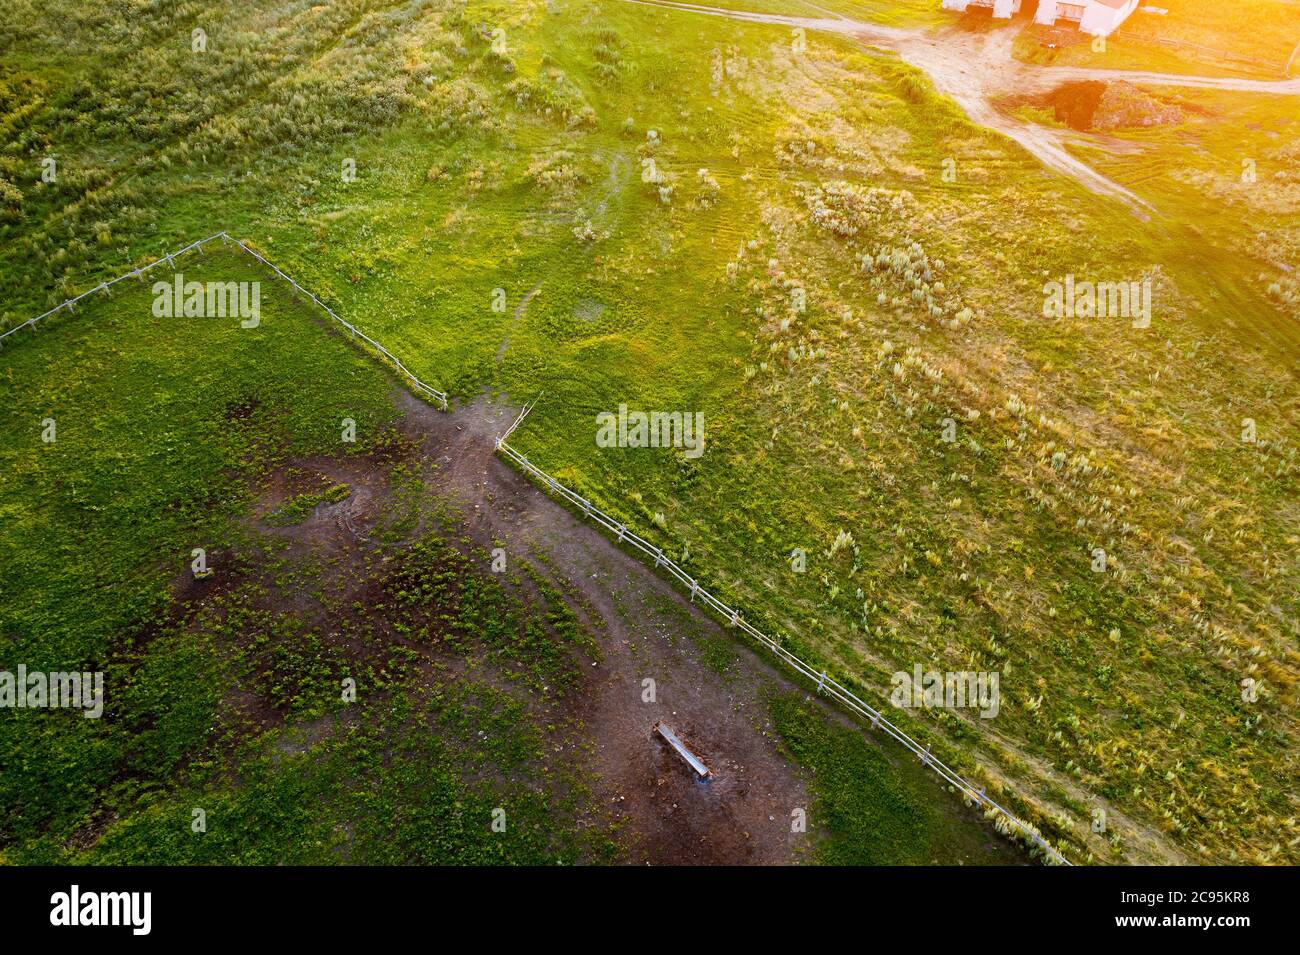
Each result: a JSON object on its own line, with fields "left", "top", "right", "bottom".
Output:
{"left": 2, "top": 233, "right": 1071, "bottom": 865}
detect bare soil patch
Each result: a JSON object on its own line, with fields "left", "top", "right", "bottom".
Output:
{"left": 390, "top": 391, "right": 1021, "bottom": 864}
{"left": 151, "top": 386, "right": 1021, "bottom": 864}
{"left": 391, "top": 392, "right": 813, "bottom": 863}
{"left": 1016, "top": 80, "right": 1187, "bottom": 132}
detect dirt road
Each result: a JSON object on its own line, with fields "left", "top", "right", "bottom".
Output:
{"left": 1034, "top": 67, "right": 1300, "bottom": 93}
{"left": 623, "top": 0, "right": 1300, "bottom": 213}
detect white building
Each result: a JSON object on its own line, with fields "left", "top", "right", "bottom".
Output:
{"left": 1034, "top": 0, "right": 1140, "bottom": 36}
{"left": 941, "top": 0, "right": 1139, "bottom": 37}
{"left": 941, "top": 0, "right": 1023, "bottom": 18}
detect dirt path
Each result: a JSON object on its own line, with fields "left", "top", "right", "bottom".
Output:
{"left": 1033, "top": 67, "right": 1300, "bottom": 93}
{"left": 409, "top": 394, "right": 810, "bottom": 863}
{"left": 494, "top": 281, "right": 542, "bottom": 364}
{"left": 891, "top": 27, "right": 1153, "bottom": 212}
{"left": 621, "top": 0, "right": 913, "bottom": 42}
{"left": 622, "top": 0, "right": 1300, "bottom": 214}
{"left": 390, "top": 390, "right": 1019, "bottom": 864}
{"left": 378, "top": 382, "right": 1201, "bottom": 865}
{"left": 226, "top": 395, "right": 814, "bottom": 862}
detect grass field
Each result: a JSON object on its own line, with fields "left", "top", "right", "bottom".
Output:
{"left": 1, "top": 0, "right": 1297, "bottom": 865}
{"left": 0, "top": 247, "right": 616, "bottom": 863}
{"left": 0, "top": 247, "right": 1025, "bottom": 864}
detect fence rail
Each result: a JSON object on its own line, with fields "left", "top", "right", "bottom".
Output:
{"left": 2, "top": 230, "right": 1069, "bottom": 864}
{"left": 0, "top": 232, "right": 226, "bottom": 346}
{"left": 0, "top": 231, "right": 449, "bottom": 409}
{"left": 495, "top": 422, "right": 1072, "bottom": 866}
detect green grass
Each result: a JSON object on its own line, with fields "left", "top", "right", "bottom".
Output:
{"left": 0, "top": 249, "right": 401, "bottom": 671}
{"left": 0, "top": 251, "right": 614, "bottom": 863}
{"left": 83, "top": 681, "right": 617, "bottom": 866}
{"left": 768, "top": 692, "right": 1021, "bottom": 865}
{"left": 0, "top": 245, "right": 1018, "bottom": 866}
{"left": 1, "top": 0, "right": 1296, "bottom": 865}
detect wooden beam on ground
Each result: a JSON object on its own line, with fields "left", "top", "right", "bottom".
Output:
{"left": 654, "top": 721, "right": 712, "bottom": 779}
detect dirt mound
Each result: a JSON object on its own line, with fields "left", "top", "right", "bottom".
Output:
{"left": 1038, "top": 80, "right": 1107, "bottom": 130}
{"left": 1033, "top": 80, "right": 1185, "bottom": 132}
{"left": 1092, "top": 81, "right": 1186, "bottom": 131}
